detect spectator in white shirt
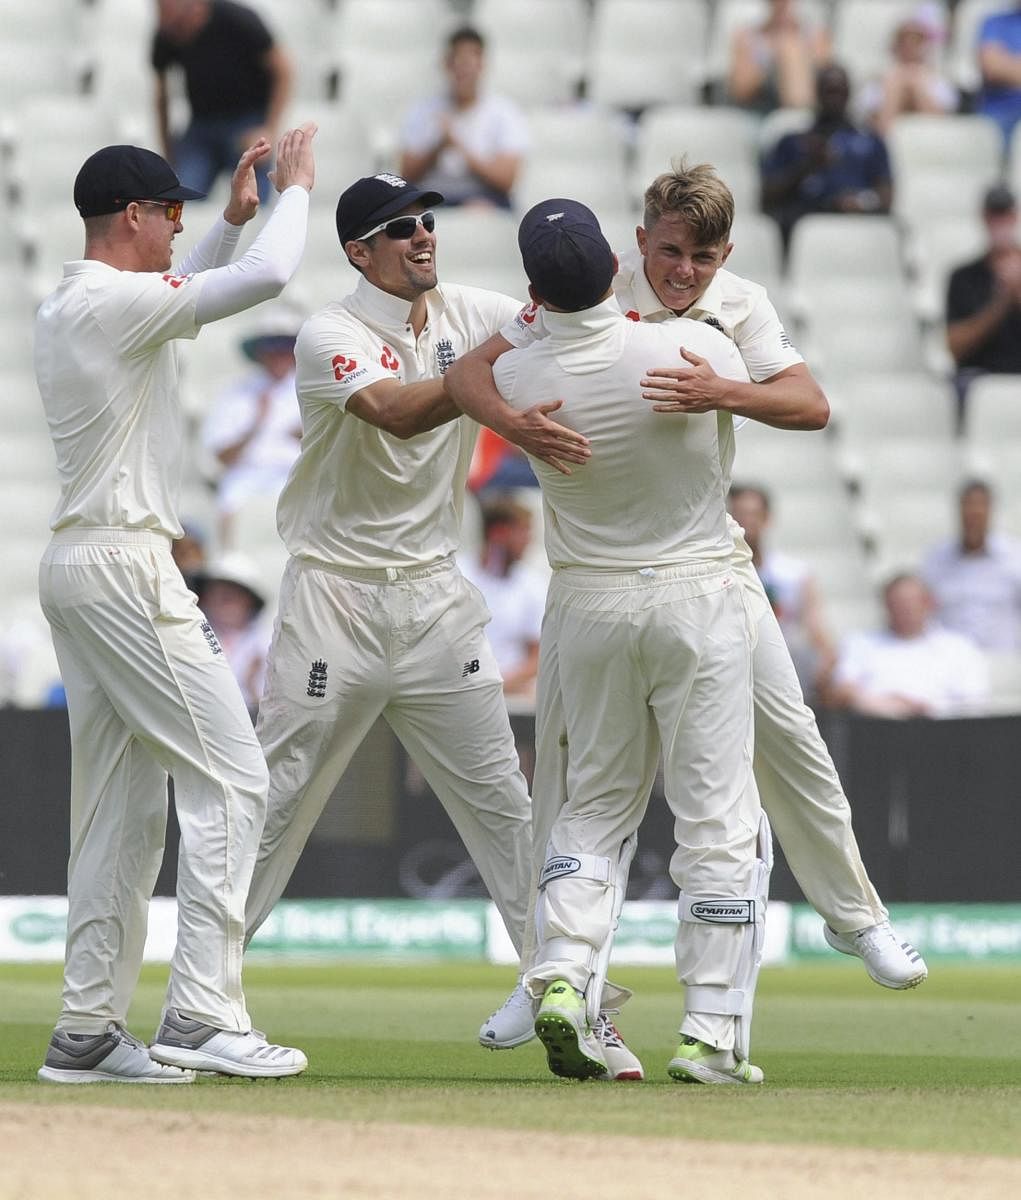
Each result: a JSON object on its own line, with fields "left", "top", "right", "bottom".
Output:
{"left": 398, "top": 26, "right": 529, "bottom": 210}
{"left": 201, "top": 306, "right": 303, "bottom": 546}
{"left": 922, "top": 479, "right": 1021, "bottom": 652}
{"left": 460, "top": 495, "right": 547, "bottom": 701}
{"left": 826, "top": 573, "right": 990, "bottom": 718}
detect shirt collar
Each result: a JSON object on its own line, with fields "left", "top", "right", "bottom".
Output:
{"left": 348, "top": 274, "right": 448, "bottom": 329}
{"left": 540, "top": 296, "right": 625, "bottom": 340}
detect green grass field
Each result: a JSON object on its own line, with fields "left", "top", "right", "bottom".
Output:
{"left": 2, "top": 959, "right": 1019, "bottom": 1158}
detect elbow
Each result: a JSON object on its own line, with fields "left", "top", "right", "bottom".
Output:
{"left": 807, "top": 393, "right": 830, "bottom": 430}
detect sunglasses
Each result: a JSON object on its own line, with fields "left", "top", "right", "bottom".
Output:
{"left": 356, "top": 210, "right": 435, "bottom": 242}
{"left": 130, "top": 199, "right": 185, "bottom": 223}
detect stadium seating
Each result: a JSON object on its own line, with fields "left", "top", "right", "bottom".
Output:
{"left": 948, "top": 0, "right": 1005, "bottom": 95}
{"left": 831, "top": 0, "right": 948, "bottom": 89}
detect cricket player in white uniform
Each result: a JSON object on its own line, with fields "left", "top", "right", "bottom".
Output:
{"left": 446, "top": 162, "right": 926, "bottom": 1070}
{"left": 34, "top": 132, "right": 316, "bottom": 1084}
{"left": 494, "top": 198, "right": 768, "bottom": 1084}
{"left": 243, "top": 174, "right": 589, "bottom": 1021}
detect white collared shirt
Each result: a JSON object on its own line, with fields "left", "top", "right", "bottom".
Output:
{"left": 492, "top": 298, "right": 749, "bottom": 570}
{"left": 922, "top": 535, "right": 1021, "bottom": 652}
{"left": 34, "top": 260, "right": 202, "bottom": 538}
{"left": 280, "top": 275, "right": 523, "bottom": 569}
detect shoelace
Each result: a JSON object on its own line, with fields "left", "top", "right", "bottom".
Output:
{"left": 593, "top": 1013, "right": 625, "bottom": 1048}
{"left": 487, "top": 985, "right": 531, "bottom": 1019}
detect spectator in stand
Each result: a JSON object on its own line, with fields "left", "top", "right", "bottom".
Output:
{"left": 761, "top": 63, "right": 893, "bottom": 252}
{"left": 398, "top": 26, "right": 529, "bottom": 210}
{"left": 922, "top": 479, "right": 1021, "bottom": 652}
{"left": 459, "top": 496, "right": 547, "bottom": 702}
{"left": 728, "top": 484, "right": 836, "bottom": 704}
{"left": 201, "top": 306, "right": 303, "bottom": 547}
{"left": 194, "top": 553, "right": 272, "bottom": 711}
{"left": 153, "top": 0, "right": 293, "bottom": 205}
{"left": 726, "top": 0, "right": 831, "bottom": 114}
{"left": 824, "top": 573, "right": 989, "bottom": 718}
{"left": 946, "top": 183, "right": 1021, "bottom": 425}
{"left": 976, "top": 2, "right": 1021, "bottom": 147}
{"left": 858, "top": 5, "right": 958, "bottom": 136}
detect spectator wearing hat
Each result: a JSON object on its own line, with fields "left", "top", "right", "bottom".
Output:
{"left": 153, "top": 0, "right": 293, "bottom": 204}
{"left": 195, "top": 552, "right": 272, "bottom": 709}
{"left": 398, "top": 26, "right": 529, "bottom": 209}
{"left": 946, "top": 182, "right": 1021, "bottom": 426}
{"left": 201, "top": 305, "right": 304, "bottom": 546}
{"left": 976, "top": 3, "right": 1021, "bottom": 147}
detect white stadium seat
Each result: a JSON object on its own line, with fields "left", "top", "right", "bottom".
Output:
{"left": 832, "top": 0, "right": 948, "bottom": 89}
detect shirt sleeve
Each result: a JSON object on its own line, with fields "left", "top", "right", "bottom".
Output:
{"left": 733, "top": 287, "right": 804, "bottom": 381}
{"left": 177, "top": 216, "right": 244, "bottom": 275}
{"left": 500, "top": 301, "right": 549, "bottom": 348}
{"left": 492, "top": 351, "right": 524, "bottom": 408}
{"left": 294, "top": 312, "right": 390, "bottom": 412}
{"left": 91, "top": 270, "right": 202, "bottom": 357}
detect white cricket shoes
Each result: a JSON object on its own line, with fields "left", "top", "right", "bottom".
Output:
{"left": 593, "top": 1013, "right": 644, "bottom": 1081}
{"left": 38, "top": 1023, "right": 195, "bottom": 1084}
{"left": 149, "top": 1008, "right": 308, "bottom": 1077}
{"left": 824, "top": 920, "right": 928, "bottom": 989}
{"left": 478, "top": 981, "right": 537, "bottom": 1049}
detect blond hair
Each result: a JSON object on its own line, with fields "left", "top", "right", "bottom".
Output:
{"left": 642, "top": 159, "right": 735, "bottom": 246}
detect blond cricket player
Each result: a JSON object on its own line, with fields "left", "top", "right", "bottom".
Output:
{"left": 446, "top": 167, "right": 927, "bottom": 1059}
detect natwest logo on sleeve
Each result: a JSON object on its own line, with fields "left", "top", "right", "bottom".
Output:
{"left": 332, "top": 354, "right": 359, "bottom": 380}
{"left": 379, "top": 344, "right": 400, "bottom": 372}
{"left": 161, "top": 273, "right": 190, "bottom": 289}
{"left": 519, "top": 302, "right": 538, "bottom": 325}
{"left": 624, "top": 309, "right": 640, "bottom": 322}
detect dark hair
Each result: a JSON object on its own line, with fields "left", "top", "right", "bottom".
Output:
{"left": 448, "top": 25, "right": 484, "bottom": 52}
{"left": 481, "top": 496, "right": 531, "bottom": 536}
{"left": 959, "top": 477, "right": 992, "bottom": 502}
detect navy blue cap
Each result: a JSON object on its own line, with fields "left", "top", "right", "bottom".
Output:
{"left": 74, "top": 145, "right": 205, "bottom": 218}
{"left": 517, "top": 199, "right": 616, "bottom": 311}
{"left": 335, "top": 172, "right": 444, "bottom": 246}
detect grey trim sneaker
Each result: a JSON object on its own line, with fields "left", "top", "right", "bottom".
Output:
{"left": 824, "top": 921, "right": 928, "bottom": 989}
{"left": 38, "top": 1024, "right": 195, "bottom": 1085}
{"left": 149, "top": 1008, "right": 308, "bottom": 1078}
{"left": 478, "top": 981, "right": 538, "bottom": 1049}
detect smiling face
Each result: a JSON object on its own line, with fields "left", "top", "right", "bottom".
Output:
{"left": 636, "top": 212, "right": 732, "bottom": 314}
{"left": 345, "top": 203, "right": 437, "bottom": 300}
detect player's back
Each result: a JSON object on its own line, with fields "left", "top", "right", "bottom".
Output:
{"left": 493, "top": 301, "right": 749, "bottom": 570}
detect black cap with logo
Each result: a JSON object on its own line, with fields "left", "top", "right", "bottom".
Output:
{"left": 73, "top": 145, "right": 205, "bottom": 218}
{"left": 335, "top": 172, "right": 444, "bottom": 247}
{"left": 517, "top": 198, "right": 616, "bottom": 312}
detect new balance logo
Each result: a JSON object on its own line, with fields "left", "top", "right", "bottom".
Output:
{"left": 461, "top": 659, "right": 480, "bottom": 678}
{"left": 200, "top": 621, "right": 222, "bottom": 655}
{"left": 307, "top": 659, "right": 328, "bottom": 698}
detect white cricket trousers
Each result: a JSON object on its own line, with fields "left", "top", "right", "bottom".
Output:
{"left": 530, "top": 540, "right": 886, "bottom": 938}
{"left": 527, "top": 562, "right": 761, "bottom": 1051}
{"left": 39, "top": 530, "right": 268, "bottom": 1035}
{"left": 245, "top": 555, "right": 532, "bottom": 952}
{"left": 730, "top": 534, "right": 885, "bottom": 930}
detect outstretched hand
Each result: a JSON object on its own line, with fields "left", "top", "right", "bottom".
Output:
{"left": 506, "top": 399, "right": 591, "bottom": 476}
{"left": 223, "top": 138, "right": 272, "bottom": 226}
{"left": 270, "top": 121, "right": 317, "bottom": 195}
{"left": 641, "top": 347, "right": 726, "bottom": 413}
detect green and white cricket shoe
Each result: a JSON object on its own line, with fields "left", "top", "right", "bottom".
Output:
{"left": 38, "top": 1024, "right": 195, "bottom": 1085}
{"left": 534, "top": 980, "right": 608, "bottom": 1080}
{"left": 478, "top": 981, "right": 538, "bottom": 1049}
{"left": 823, "top": 920, "right": 928, "bottom": 989}
{"left": 667, "top": 1037, "right": 764, "bottom": 1085}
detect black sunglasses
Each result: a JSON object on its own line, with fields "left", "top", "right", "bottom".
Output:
{"left": 357, "top": 210, "right": 436, "bottom": 241}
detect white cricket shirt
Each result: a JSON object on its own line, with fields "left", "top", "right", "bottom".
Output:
{"left": 279, "top": 276, "right": 523, "bottom": 569}
{"left": 492, "top": 298, "right": 750, "bottom": 570}
{"left": 611, "top": 247, "right": 804, "bottom": 383}
{"left": 34, "top": 261, "right": 202, "bottom": 538}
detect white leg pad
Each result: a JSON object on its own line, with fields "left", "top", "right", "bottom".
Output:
{"left": 678, "top": 814, "right": 773, "bottom": 1060}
